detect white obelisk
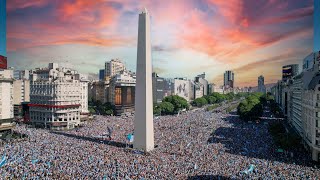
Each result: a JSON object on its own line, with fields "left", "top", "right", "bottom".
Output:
{"left": 134, "top": 8, "right": 154, "bottom": 151}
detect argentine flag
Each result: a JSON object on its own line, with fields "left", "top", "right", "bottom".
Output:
{"left": 0, "top": 154, "right": 7, "bottom": 168}
{"left": 127, "top": 134, "right": 134, "bottom": 143}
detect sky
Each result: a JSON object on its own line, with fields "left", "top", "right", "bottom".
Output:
{"left": 6, "top": 0, "right": 314, "bottom": 87}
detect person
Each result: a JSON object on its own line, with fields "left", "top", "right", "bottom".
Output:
{"left": 107, "top": 127, "right": 113, "bottom": 140}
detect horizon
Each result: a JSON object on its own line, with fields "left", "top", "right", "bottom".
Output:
{"left": 5, "top": 0, "right": 314, "bottom": 87}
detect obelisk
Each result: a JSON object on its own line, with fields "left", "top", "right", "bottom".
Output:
{"left": 134, "top": 8, "right": 154, "bottom": 151}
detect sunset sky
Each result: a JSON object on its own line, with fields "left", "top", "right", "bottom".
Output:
{"left": 6, "top": 0, "right": 314, "bottom": 87}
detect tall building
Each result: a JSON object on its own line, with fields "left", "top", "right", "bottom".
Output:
{"left": 224, "top": 70, "right": 234, "bottom": 88}
{"left": 195, "top": 72, "right": 208, "bottom": 96}
{"left": 88, "top": 81, "right": 109, "bottom": 103}
{"left": 134, "top": 8, "right": 154, "bottom": 152}
{"left": 13, "top": 79, "right": 30, "bottom": 118}
{"left": 282, "top": 64, "right": 299, "bottom": 81}
{"left": 258, "top": 75, "right": 266, "bottom": 93}
{"left": 174, "top": 78, "right": 191, "bottom": 101}
{"left": 99, "top": 69, "right": 105, "bottom": 81}
{"left": 315, "top": 0, "right": 320, "bottom": 52}
{"left": 109, "top": 70, "right": 136, "bottom": 115}
{"left": 104, "top": 59, "right": 126, "bottom": 81}
{"left": 0, "top": 0, "right": 14, "bottom": 132}
{"left": 0, "top": 70, "right": 14, "bottom": 131}
{"left": 152, "top": 73, "right": 165, "bottom": 104}
{"left": 29, "top": 63, "right": 89, "bottom": 130}
{"left": 194, "top": 82, "right": 204, "bottom": 99}
{"left": 277, "top": 52, "right": 320, "bottom": 161}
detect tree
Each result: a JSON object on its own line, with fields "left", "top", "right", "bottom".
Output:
{"left": 193, "top": 97, "right": 208, "bottom": 107}
{"left": 153, "top": 104, "right": 161, "bottom": 116}
{"left": 88, "top": 107, "right": 96, "bottom": 114}
{"left": 163, "top": 95, "right": 189, "bottom": 113}
{"left": 204, "top": 95, "right": 216, "bottom": 104}
{"left": 159, "top": 102, "right": 175, "bottom": 115}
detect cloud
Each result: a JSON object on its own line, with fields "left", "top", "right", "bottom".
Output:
{"left": 7, "top": 0, "right": 50, "bottom": 11}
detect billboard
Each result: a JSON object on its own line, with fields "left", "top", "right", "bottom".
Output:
{"left": 0, "top": 55, "right": 7, "bottom": 69}
{"left": 174, "top": 79, "right": 190, "bottom": 101}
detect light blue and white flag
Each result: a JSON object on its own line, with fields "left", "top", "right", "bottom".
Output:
{"left": 0, "top": 154, "right": 7, "bottom": 168}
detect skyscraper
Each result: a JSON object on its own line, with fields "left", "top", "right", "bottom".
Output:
{"left": 224, "top": 70, "right": 234, "bottom": 88}
{"left": 258, "top": 75, "right": 266, "bottom": 93}
{"left": 315, "top": 0, "right": 320, "bottom": 52}
{"left": 134, "top": 8, "right": 154, "bottom": 151}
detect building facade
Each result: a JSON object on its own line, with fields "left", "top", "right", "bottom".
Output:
{"left": 224, "top": 70, "right": 234, "bottom": 88}
{"left": 273, "top": 53, "right": 320, "bottom": 161}
{"left": 105, "top": 59, "right": 126, "bottom": 81}
{"left": 0, "top": 0, "right": 14, "bottom": 132}
{"left": 99, "top": 69, "right": 105, "bottom": 81}
{"left": 173, "top": 78, "right": 191, "bottom": 101}
{"left": 0, "top": 69, "right": 14, "bottom": 131}
{"left": 195, "top": 73, "right": 208, "bottom": 96}
{"left": 29, "top": 63, "right": 88, "bottom": 130}
{"left": 88, "top": 81, "right": 109, "bottom": 103}
{"left": 109, "top": 70, "right": 136, "bottom": 115}
{"left": 282, "top": 64, "right": 299, "bottom": 81}
{"left": 194, "top": 82, "right": 204, "bottom": 99}
{"left": 258, "top": 75, "right": 266, "bottom": 93}
{"left": 13, "top": 80, "right": 30, "bottom": 105}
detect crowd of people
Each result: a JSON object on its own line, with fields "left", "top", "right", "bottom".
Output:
{"left": 0, "top": 104, "right": 319, "bottom": 179}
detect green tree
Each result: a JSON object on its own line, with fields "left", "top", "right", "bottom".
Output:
{"left": 163, "top": 95, "right": 189, "bottom": 113}
{"left": 153, "top": 104, "right": 161, "bottom": 116}
{"left": 204, "top": 95, "right": 216, "bottom": 104}
{"left": 193, "top": 97, "right": 208, "bottom": 107}
{"left": 159, "top": 102, "right": 175, "bottom": 115}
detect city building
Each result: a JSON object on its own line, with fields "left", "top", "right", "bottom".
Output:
{"left": 194, "top": 82, "right": 204, "bottom": 99}
{"left": 14, "top": 69, "right": 29, "bottom": 80}
{"left": 274, "top": 52, "right": 320, "bottom": 161}
{"left": 29, "top": 63, "right": 89, "bottom": 130}
{"left": 99, "top": 69, "right": 105, "bottom": 81}
{"left": 258, "top": 75, "right": 266, "bottom": 93}
{"left": 105, "top": 59, "right": 126, "bottom": 82}
{"left": 0, "top": 0, "right": 14, "bottom": 132}
{"left": 224, "top": 70, "right": 234, "bottom": 88}
{"left": 211, "top": 83, "right": 224, "bottom": 94}
{"left": 13, "top": 79, "right": 30, "bottom": 118}
{"left": 88, "top": 81, "right": 109, "bottom": 103}
{"left": 282, "top": 64, "right": 299, "bottom": 81}
{"left": 195, "top": 72, "right": 208, "bottom": 96}
{"left": 0, "top": 69, "right": 14, "bottom": 131}
{"left": 173, "top": 78, "right": 191, "bottom": 101}
{"left": 152, "top": 73, "right": 172, "bottom": 104}
{"left": 315, "top": 0, "right": 320, "bottom": 52}
{"left": 109, "top": 70, "right": 136, "bottom": 115}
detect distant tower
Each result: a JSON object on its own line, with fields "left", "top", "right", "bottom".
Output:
{"left": 224, "top": 70, "right": 234, "bottom": 88}
{"left": 315, "top": 0, "right": 320, "bottom": 52}
{"left": 134, "top": 8, "right": 154, "bottom": 151}
{"left": 258, "top": 75, "right": 266, "bottom": 93}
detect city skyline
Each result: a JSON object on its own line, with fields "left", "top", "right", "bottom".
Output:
{"left": 6, "top": 0, "right": 314, "bottom": 87}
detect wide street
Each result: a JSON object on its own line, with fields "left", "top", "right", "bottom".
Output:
{"left": 0, "top": 103, "right": 319, "bottom": 179}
